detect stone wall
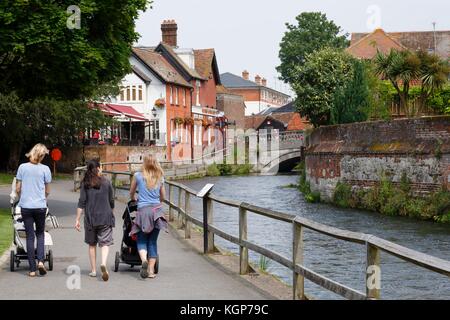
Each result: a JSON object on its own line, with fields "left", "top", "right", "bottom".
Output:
{"left": 305, "top": 116, "right": 450, "bottom": 201}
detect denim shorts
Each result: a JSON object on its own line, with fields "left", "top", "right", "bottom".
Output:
{"left": 85, "top": 225, "right": 114, "bottom": 247}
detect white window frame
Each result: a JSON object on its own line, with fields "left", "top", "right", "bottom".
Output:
{"left": 170, "top": 86, "right": 173, "bottom": 104}
{"left": 175, "top": 87, "right": 179, "bottom": 105}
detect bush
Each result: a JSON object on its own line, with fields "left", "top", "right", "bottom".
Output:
{"left": 233, "top": 164, "right": 253, "bottom": 175}
{"left": 206, "top": 164, "right": 220, "bottom": 176}
{"left": 305, "top": 191, "right": 321, "bottom": 203}
{"left": 333, "top": 182, "right": 353, "bottom": 207}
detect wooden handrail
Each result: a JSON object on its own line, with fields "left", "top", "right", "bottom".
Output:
{"left": 72, "top": 167, "right": 450, "bottom": 300}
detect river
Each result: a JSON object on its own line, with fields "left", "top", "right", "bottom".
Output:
{"left": 176, "top": 174, "right": 450, "bottom": 300}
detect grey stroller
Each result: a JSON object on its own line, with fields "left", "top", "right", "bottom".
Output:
{"left": 9, "top": 178, "right": 58, "bottom": 271}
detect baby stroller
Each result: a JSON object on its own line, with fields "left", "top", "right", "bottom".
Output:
{"left": 9, "top": 178, "right": 58, "bottom": 272}
{"left": 114, "top": 200, "right": 159, "bottom": 273}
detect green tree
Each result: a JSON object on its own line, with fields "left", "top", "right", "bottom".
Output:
{"left": 416, "top": 50, "right": 450, "bottom": 110}
{"left": 293, "top": 48, "right": 354, "bottom": 127}
{"left": 0, "top": 0, "right": 150, "bottom": 170}
{"left": 277, "top": 12, "right": 349, "bottom": 85}
{"left": 331, "top": 60, "right": 370, "bottom": 124}
{"left": 0, "top": 0, "right": 150, "bottom": 99}
{"left": 0, "top": 92, "right": 113, "bottom": 170}
{"left": 373, "top": 49, "right": 421, "bottom": 116}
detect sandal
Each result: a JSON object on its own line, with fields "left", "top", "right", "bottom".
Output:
{"left": 140, "top": 261, "right": 149, "bottom": 279}
{"left": 29, "top": 271, "right": 36, "bottom": 277}
{"left": 89, "top": 271, "right": 97, "bottom": 277}
{"left": 37, "top": 263, "right": 47, "bottom": 276}
{"left": 100, "top": 265, "right": 109, "bottom": 282}
{"left": 148, "top": 273, "right": 156, "bottom": 279}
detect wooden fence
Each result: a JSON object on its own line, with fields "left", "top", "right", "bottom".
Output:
{"left": 73, "top": 168, "right": 450, "bottom": 300}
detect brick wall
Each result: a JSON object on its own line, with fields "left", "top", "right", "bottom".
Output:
{"left": 305, "top": 116, "right": 450, "bottom": 201}
{"left": 217, "top": 93, "right": 246, "bottom": 129}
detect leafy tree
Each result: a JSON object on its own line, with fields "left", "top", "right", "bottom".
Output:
{"left": 331, "top": 60, "right": 370, "bottom": 124}
{"left": 277, "top": 12, "right": 349, "bottom": 85}
{"left": 0, "top": 0, "right": 150, "bottom": 170}
{"left": 293, "top": 48, "right": 354, "bottom": 127}
{"left": 0, "top": 0, "right": 150, "bottom": 100}
{"left": 0, "top": 92, "right": 113, "bottom": 170}
{"left": 416, "top": 50, "right": 450, "bottom": 110}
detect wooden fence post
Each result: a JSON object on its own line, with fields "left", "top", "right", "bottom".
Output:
{"left": 239, "top": 206, "right": 249, "bottom": 275}
{"left": 128, "top": 163, "right": 132, "bottom": 185}
{"left": 168, "top": 185, "right": 174, "bottom": 222}
{"left": 111, "top": 173, "right": 117, "bottom": 199}
{"left": 177, "top": 188, "right": 183, "bottom": 229}
{"left": 184, "top": 192, "right": 191, "bottom": 239}
{"left": 293, "top": 220, "right": 305, "bottom": 300}
{"left": 366, "top": 243, "right": 381, "bottom": 299}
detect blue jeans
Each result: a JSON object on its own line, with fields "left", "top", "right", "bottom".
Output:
{"left": 136, "top": 229, "right": 160, "bottom": 259}
{"left": 21, "top": 208, "right": 46, "bottom": 272}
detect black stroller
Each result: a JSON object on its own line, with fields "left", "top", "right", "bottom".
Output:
{"left": 114, "top": 200, "right": 159, "bottom": 273}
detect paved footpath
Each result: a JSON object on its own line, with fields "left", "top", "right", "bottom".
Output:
{"left": 0, "top": 180, "right": 270, "bottom": 300}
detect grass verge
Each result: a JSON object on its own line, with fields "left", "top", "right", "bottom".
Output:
{"left": 0, "top": 209, "right": 13, "bottom": 257}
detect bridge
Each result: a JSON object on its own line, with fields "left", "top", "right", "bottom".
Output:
{"left": 70, "top": 167, "right": 450, "bottom": 299}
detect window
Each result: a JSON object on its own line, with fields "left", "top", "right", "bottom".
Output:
{"left": 175, "top": 87, "right": 179, "bottom": 105}
{"left": 138, "top": 85, "right": 143, "bottom": 101}
{"left": 119, "top": 85, "right": 144, "bottom": 102}
{"left": 170, "top": 86, "right": 173, "bottom": 104}
{"left": 196, "top": 80, "right": 201, "bottom": 105}
{"left": 183, "top": 89, "right": 186, "bottom": 107}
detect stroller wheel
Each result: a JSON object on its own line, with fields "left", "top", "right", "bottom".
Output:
{"left": 10, "top": 251, "right": 15, "bottom": 272}
{"left": 48, "top": 250, "right": 53, "bottom": 271}
{"left": 114, "top": 251, "right": 120, "bottom": 272}
{"left": 154, "top": 256, "right": 159, "bottom": 274}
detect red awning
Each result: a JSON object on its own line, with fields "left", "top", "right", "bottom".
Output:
{"left": 90, "top": 102, "right": 148, "bottom": 121}
{"left": 106, "top": 104, "right": 148, "bottom": 121}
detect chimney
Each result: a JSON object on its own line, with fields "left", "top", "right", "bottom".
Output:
{"left": 161, "top": 20, "right": 178, "bottom": 47}
{"left": 261, "top": 78, "right": 267, "bottom": 86}
{"left": 255, "top": 75, "right": 261, "bottom": 85}
{"left": 242, "top": 70, "right": 249, "bottom": 80}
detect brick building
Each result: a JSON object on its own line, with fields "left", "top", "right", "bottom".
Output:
{"left": 348, "top": 28, "right": 450, "bottom": 60}
{"left": 153, "top": 20, "right": 225, "bottom": 157}
{"left": 216, "top": 85, "right": 246, "bottom": 130}
{"left": 220, "top": 71, "right": 291, "bottom": 116}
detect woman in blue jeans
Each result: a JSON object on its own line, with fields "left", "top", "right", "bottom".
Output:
{"left": 129, "top": 155, "right": 167, "bottom": 279}
{"left": 15, "top": 143, "right": 52, "bottom": 277}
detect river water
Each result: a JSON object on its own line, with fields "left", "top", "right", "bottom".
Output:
{"left": 176, "top": 175, "right": 450, "bottom": 300}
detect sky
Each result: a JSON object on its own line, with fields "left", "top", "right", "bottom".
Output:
{"left": 135, "top": 0, "right": 450, "bottom": 97}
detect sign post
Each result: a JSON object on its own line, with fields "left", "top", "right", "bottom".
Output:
{"left": 50, "top": 148, "right": 62, "bottom": 176}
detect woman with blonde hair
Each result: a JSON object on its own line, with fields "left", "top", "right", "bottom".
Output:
{"left": 129, "top": 154, "right": 167, "bottom": 279}
{"left": 15, "top": 143, "right": 52, "bottom": 277}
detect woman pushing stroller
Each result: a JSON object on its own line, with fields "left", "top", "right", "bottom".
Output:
{"left": 129, "top": 155, "right": 167, "bottom": 279}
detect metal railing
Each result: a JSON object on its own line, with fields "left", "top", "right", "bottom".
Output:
{"left": 73, "top": 168, "right": 450, "bottom": 300}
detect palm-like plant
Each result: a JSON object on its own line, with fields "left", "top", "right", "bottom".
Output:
{"left": 374, "top": 49, "right": 421, "bottom": 116}
{"left": 417, "top": 50, "right": 450, "bottom": 110}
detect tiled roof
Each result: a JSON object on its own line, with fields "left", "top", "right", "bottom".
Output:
{"left": 349, "top": 29, "right": 450, "bottom": 59}
{"left": 157, "top": 43, "right": 205, "bottom": 80}
{"left": 347, "top": 29, "right": 406, "bottom": 59}
{"left": 272, "top": 101, "right": 296, "bottom": 113}
{"left": 194, "top": 49, "right": 214, "bottom": 78}
{"left": 245, "top": 115, "right": 267, "bottom": 130}
{"left": 132, "top": 47, "right": 192, "bottom": 88}
{"left": 194, "top": 49, "right": 221, "bottom": 84}
{"left": 221, "top": 72, "right": 260, "bottom": 88}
